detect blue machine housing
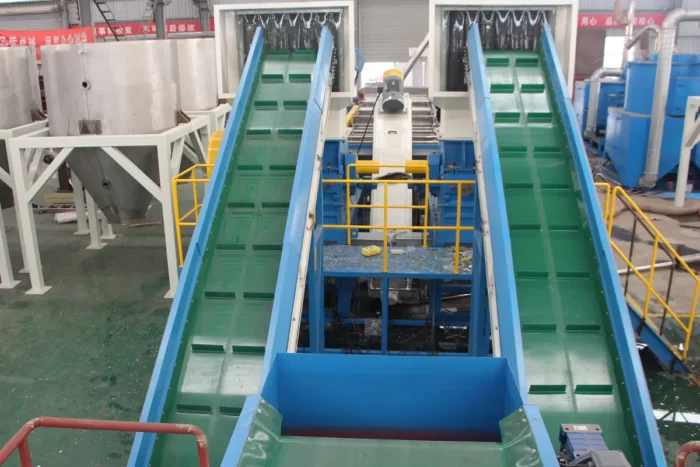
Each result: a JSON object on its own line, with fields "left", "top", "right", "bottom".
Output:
{"left": 573, "top": 80, "right": 625, "bottom": 137}
{"left": 605, "top": 54, "right": 700, "bottom": 187}
{"left": 430, "top": 141, "right": 477, "bottom": 246}
{"left": 321, "top": 139, "right": 352, "bottom": 244}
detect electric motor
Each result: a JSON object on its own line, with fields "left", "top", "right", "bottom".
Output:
{"left": 382, "top": 68, "right": 405, "bottom": 113}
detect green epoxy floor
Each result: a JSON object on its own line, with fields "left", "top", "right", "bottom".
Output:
{"left": 0, "top": 213, "right": 170, "bottom": 466}
{"left": 2, "top": 211, "right": 698, "bottom": 466}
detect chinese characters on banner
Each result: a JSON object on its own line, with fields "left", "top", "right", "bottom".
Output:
{"left": 578, "top": 13, "right": 667, "bottom": 28}
{"left": 93, "top": 19, "right": 210, "bottom": 38}
{"left": 0, "top": 26, "right": 94, "bottom": 59}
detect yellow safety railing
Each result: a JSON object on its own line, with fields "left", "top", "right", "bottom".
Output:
{"left": 172, "top": 130, "right": 225, "bottom": 267}
{"left": 323, "top": 161, "right": 475, "bottom": 274}
{"left": 596, "top": 182, "right": 698, "bottom": 363}
{"left": 172, "top": 164, "right": 214, "bottom": 267}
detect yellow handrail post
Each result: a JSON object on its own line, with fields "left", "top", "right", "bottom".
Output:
{"left": 383, "top": 180, "right": 389, "bottom": 273}
{"left": 346, "top": 166, "right": 352, "bottom": 245}
{"left": 643, "top": 235, "right": 660, "bottom": 320}
{"left": 454, "top": 183, "right": 462, "bottom": 275}
{"left": 172, "top": 178, "right": 185, "bottom": 268}
{"left": 423, "top": 179, "right": 429, "bottom": 248}
{"left": 192, "top": 168, "right": 200, "bottom": 223}
{"left": 608, "top": 187, "right": 618, "bottom": 237}
{"left": 684, "top": 281, "right": 700, "bottom": 360}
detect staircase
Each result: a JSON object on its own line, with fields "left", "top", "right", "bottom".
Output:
{"left": 92, "top": 0, "right": 123, "bottom": 41}
{"left": 597, "top": 183, "right": 700, "bottom": 385}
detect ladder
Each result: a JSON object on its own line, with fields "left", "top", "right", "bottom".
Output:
{"left": 139, "top": 0, "right": 156, "bottom": 37}
{"left": 92, "top": 0, "right": 123, "bottom": 41}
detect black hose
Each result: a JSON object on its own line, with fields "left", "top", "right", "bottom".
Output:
{"left": 356, "top": 88, "right": 382, "bottom": 158}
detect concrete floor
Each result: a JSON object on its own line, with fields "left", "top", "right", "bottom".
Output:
{"left": 0, "top": 194, "right": 698, "bottom": 466}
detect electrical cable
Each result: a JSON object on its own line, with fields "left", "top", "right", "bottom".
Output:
{"left": 356, "top": 87, "right": 382, "bottom": 158}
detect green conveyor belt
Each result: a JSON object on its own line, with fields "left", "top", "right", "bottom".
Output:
{"left": 484, "top": 51, "right": 639, "bottom": 464}
{"left": 150, "top": 50, "right": 317, "bottom": 466}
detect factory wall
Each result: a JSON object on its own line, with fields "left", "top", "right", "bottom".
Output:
{"left": 3, "top": 0, "right": 699, "bottom": 57}
{"left": 0, "top": 1, "right": 63, "bottom": 29}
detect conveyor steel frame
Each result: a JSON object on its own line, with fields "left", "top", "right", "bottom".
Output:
{"left": 127, "top": 28, "right": 265, "bottom": 467}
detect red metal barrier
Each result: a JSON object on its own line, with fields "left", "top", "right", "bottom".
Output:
{"left": 0, "top": 417, "right": 209, "bottom": 467}
{"left": 675, "top": 441, "right": 700, "bottom": 467}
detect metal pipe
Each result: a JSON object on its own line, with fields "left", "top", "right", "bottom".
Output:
{"left": 199, "top": 7, "right": 211, "bottom": 33}
{"left": 584, "top": 67, "right": 623, "bottom": 139}
{"left": 0, "top": 417, "right": 210, "bottom": 467}
{"left": 59, "top": 0, "right": 70, "bottom": 29}
{"left": 674, "top": 441, "right": 700, "bottom": 467}
{"left": 0, "top": 4, "right": 59, "bottom": 16}
{"left": 77, "top": 0, "right": 92, "bottom": 26}
{"left": 154, "top": 0, "right": 166, "bottom": 39}
{"left": 621, "top": 0, "right": 635, "bottom": 69}
{"left": 642, "top": 8, "right": 700, "bottom": 188}
{"left": 617, "top": 253, "right": 700, "bottom": 275}
{"left": 675, "top": 99, "right": 699, "bottom": 208}
{"left": 403, "top": 33, "right": 429, "bottom": 80}
{"left": 626, "top": 24, "right": 661, "bottom": 57}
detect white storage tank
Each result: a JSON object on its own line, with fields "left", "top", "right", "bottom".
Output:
{"left": 41, "top": 41, "right": 180, "bottom": 224}
{"left": 176, "top": 38, "right": 218, "bottom": 111}
{"left": 0, "top": 47, "right": 42, "bottom": 208}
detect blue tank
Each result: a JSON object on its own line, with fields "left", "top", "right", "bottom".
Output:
{"left": 606, "top": 54, "right": 700, "bottom": 187}
{"left": 625, "top": 54, "right": 700, "bottom": 116}
{"left": 574, "top": 79, "right": 624, "bottom": 138}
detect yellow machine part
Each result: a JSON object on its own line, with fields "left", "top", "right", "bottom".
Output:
{"left": 383, "top": 68, "right": 404, "bottom": 80}
{"left": 207, "top": 130, "right": 225, "bottom": 178}
{"left": 405, "top": 160, "right": 428, "bottom": 174}
{"left": 346, "top": 104, "right": 359, "bottom": 127}
{"left": 355, "top": 161, "right": 380, "bottom": 175}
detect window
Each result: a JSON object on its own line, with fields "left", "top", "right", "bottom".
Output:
{"left": 361, "top": 62, "right": 395, "bottom": 87}
{"left": 603, "top": 35, "right": 626, "bottom": 68}
{"left": 361, "top": 61, "right": 426, "bottom": 88}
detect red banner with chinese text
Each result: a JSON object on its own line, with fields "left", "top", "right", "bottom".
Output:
{"left": 94, "top": 19, "right": 211, "bottom": 38}
{"left": 0, "top": 26, "right": 94, "bottom": 60}
{"left": 578, "top": 13, "right": 667, "bottom": 28}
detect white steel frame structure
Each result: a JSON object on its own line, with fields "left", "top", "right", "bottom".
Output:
{"left": 428, "top": 0, "right": 579, "bottom": 96}
{"left": 0, "top": 204, "right": 19, "bottom": 289}
{"left": 185, "top": 103, "right": 231, "bottom": 143}
{"left": 0, "top": 120, "right": 49, "bottom": 289}
{"left": 675, "top": 96, "right": 700, "bottom": 208}
{"left": 426, "top": 0, "right": 578, "bottom": 140}
{"left": 8, "top": 116, "right": 210, "bottom": 298}
{"left": 214, "top": 1, "right": 355, "bottom": 100}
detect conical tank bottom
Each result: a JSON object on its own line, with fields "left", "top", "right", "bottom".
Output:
{"left": 68, "top": 147, "right": 158, "bottom": 225}
{"left": 0, "top": 145, "right": 13, "bottom": 209}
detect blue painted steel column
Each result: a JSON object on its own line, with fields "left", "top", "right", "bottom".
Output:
{"left": 467, "top": 24, "right": 526, "bottom": 396}
{"left": 469, "top": 188, "right": 489, "bottom": 356}
{"left": 428, "top": 280, "right": 443, "bottom": 342}
{"left": 309, "top": 183, "right": 325, "bottom": 353}
{"left": 381, "top": 279, "right": 389, "bottom": 353}
{"left": 127, "top": 27, "right": 265, "bottom": 467}
{"left": 336, "top": 278, "right": 353, "bottom": 319}
{"left": 261, "top": 26, "right": 335, "bottom": 377}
